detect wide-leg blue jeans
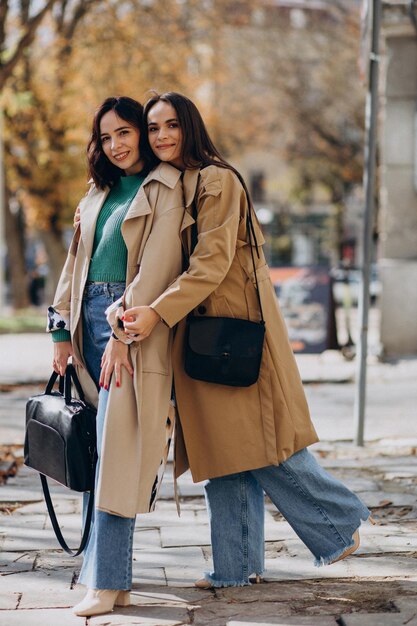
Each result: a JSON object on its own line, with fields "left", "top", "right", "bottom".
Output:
{"left": 203, "top": 449, "right": 371, "bottom": 587}
{"left": 77, "top": 282, "right": 136, "bottom": 591}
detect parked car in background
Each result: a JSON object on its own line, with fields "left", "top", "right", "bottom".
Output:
{"left": 330, "top": 265, "right": 381, "bottom": 306}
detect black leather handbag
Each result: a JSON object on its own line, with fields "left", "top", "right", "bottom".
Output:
{"left": 184, "top": 193, "right": 265, "bottom": 387}
{"left": 24, "top": 364, "right": 97, "bottom": 555}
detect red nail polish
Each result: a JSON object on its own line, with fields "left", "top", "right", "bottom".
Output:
{"left": 99, "top": 383, "right": 103, "bottom": 387}
{"left": 116, "top": 381, "right": 120, "bottom": 388}
{"left": 104, "top": 385, "right": 108, "bottom": 390}
{"left": 121, "top": 316, "right": 125, "bottom": 321}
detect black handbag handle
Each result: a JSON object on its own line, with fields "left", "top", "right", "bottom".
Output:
{"left": 40, "top": 365, "right": 95, "bottom": 556}
{"left": 65, "top": 364, "right": 86, "bottom": 404}
{"left": 40, "top": 474, "right": 94, "bottom": 556}
{"left": 45, "top": 370, "right": 65, "bottom": 396}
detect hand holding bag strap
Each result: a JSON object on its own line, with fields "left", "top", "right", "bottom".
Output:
{"left": 40, "top": 474, "right": 94, "bottom": 556}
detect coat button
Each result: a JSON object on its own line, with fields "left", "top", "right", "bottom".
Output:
{"left": 198, "top": 305, "right": 207, "bottom": 315}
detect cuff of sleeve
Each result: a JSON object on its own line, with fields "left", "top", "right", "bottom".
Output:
{"left": 51, "top": 329, "right": 71, "bottom": 343}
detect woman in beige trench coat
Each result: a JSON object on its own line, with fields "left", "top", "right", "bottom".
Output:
{"left": 122, "top": 92, "right": 372, "bottom": 588}
{"left": 49, "top": 96, "right": 185, "bottom": 617}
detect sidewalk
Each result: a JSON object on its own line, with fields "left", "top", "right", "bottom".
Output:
{"left": 1, "top": 334, "right": 417, "bottom": 625}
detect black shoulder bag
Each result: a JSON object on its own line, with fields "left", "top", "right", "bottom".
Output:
{"left": 24, "top": 364, "right": 97, "bottom": 555}
{"left": 184, "top": 198, "right": 266, "bottom": 387}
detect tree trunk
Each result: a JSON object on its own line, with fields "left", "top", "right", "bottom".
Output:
{"left": 4, "top": 188, "right": 30, "bottom": 309}
{"left": 39, "top": 227, "right": 68, "bottom": 303}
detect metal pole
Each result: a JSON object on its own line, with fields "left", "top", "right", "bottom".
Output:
{"left": 353, "top": 0, "right": 381, "bottom": 446}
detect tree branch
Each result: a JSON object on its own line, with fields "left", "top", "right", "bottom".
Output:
{"left": 0, "top": 0, "right": 57, "bottom": 87}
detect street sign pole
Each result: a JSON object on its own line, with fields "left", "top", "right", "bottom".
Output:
{"left": 354, "top": 0, "right": 382, "bottom": 446}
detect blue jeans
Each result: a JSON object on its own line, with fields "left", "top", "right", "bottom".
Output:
{"left": 77, "top": 282, "right": 136, "bottom": 591}
{"left": 204, "top": 449, "right": 371, "bottom": 587}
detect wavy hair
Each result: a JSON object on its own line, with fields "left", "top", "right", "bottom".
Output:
{"left": 87, "top": 96, "right": 157, "bottom": 189}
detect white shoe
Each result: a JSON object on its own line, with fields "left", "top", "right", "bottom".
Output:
{"left": 73, "top": 588, "right": 130, "bottom": 617}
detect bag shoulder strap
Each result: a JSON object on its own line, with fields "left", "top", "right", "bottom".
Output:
{"left": 40, "top": 474, "right": 94, "bottom": 556}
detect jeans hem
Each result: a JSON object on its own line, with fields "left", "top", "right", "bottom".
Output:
{"left": 313, "top": 511, "right": 370, "bottom": 567}
{"left": 204, "top": 572, "right": 251, "bottom": 588}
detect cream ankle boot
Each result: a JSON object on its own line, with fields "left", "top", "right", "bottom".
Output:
{"left": 73, "top": 588, "right": 130, "bottom": 617}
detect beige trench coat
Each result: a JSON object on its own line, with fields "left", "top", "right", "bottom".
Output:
{"left": 151, "top": 166, "right": 319, "bottom": 483}
{"left": 51, "top": 163, "right": 185, "bottom": 517}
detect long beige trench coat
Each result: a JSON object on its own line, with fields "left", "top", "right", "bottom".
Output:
{"left": 51, "top": 163, "right": 185, "bottom": 517}
{"left": 151, "top": 166, "right": 319, "bottom": 483}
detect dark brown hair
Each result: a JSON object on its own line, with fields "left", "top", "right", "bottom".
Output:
{"left": 87, "top": 96, "right": 157, "bottom": 189}
{"left": 143, "top": 92, "right": 253, "bottom": 202}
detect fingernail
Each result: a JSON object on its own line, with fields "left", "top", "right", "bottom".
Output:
{"left": 99, "top": 383, "right": 103, "bottom": 387}
{"left": 104, "top": 385, "right": 108, "bottom": 390}
{"left": 116, "top": 381, "right": 120, "bottom": 388}
{"left": 121, "top": 315, "right": 125, "bottom": 321}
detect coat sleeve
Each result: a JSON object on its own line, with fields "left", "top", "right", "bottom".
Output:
{"left": 46, "top": 226, "right": 80, "bottom": 336}
{"left": 150, "top": 167, "right": 244, "bottom": 328}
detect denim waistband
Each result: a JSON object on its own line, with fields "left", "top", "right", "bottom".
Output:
{"left": 83, "top": 281, "right": 125, "bottom": 298}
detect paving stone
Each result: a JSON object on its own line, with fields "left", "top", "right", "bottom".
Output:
{"left": 133, "top": 546, "right": 206, "bottom": 570}
{"left": 160, "top": 524, "right": 210, "bottom": 547}
{"left": 0, "top": 592, "right": 19, "bottom": 609}
{"left": 18, "top": 587, "right": 84, "bottom": 609}
{"left": 0, "top": 608, "right": 84, "bottom": 626}
{"left": 13, "top": 498, "right": 79, "bottom": 515}
{"left": 358, "top": 491, "right": 417, "bottom": 507}
{"left": 0, "top": 513, "right": 46, "bottom": 529}
{"left": 135, "top": 508, "right": 195, "bottom": 529}
{"left": 133, "top": 528, "right": 161, "bottom": 549}
{"left": 35, "top": 550, "right": 82, "bottom": 571}
{"left": 132, "top": 566, "right": 167, "bottom": 586}
{"left": 264, "top": 518, "right": 302, "bottom": 541}
{"left": 393, "top": 595, "right": 417, "bottom": 613}
{"left": 0, "top": 551, "right": 35, "bottom": 574}
{"left": 128, "top": 589, "right": 197, "bottom": 607}
{"left": 1, "top": 522, "right": 81, "bottom": 551}
{"left": 88, "top": 608, "right": 187, "bottom": 625}
{"left": 164, "top": 565, "right": 209, "bottom": 587}
{"left": 337, "top": 477, "right": 380, "bottom": 492}
{"left": 177, "top": 481, "right": 205, "bottom": 498}
{"left": 194, "top": 509, "right": 210, "bottom": 524}
{"left": 264, "top": 554, "right": 417, "bottom": 582}
{"left": 226, "top": 609, "right": 337, "bottom": 626}
{"left": 365, "top": 532, "right": 417, "bottom": 552}
{"left": 341, "top": 615, "right": 411, "bottom": 626}
{"left": 0, "top": 568, "right": 74, "bottom": 592}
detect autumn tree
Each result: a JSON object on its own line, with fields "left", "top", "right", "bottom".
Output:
{"left": 1, "top": 0, "right": 59, "bottom": 307}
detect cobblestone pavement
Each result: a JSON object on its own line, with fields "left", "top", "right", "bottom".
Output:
{"left": 1, "top": 337, "right": 417, "bottom": 625}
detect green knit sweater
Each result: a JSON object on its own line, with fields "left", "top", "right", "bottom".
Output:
{"left": 52, "top": 173, "right": 144, "bottom": 343}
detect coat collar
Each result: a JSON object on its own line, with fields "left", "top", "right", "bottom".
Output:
{"left": 142, "top": 162, "right": 183, "bottom": 190}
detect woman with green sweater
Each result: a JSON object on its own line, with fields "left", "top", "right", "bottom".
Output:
{"left": 48, "top": 96, "right": 185, "bottom": 617}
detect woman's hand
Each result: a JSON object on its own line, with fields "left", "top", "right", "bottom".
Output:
{"left": 99, "top": 336, "right": 134, "bottom": 389}
{"left": 53, "top": 341, "right": 82, "bottom": 376}
{"left": 73, "top": 205, "right": 80, "bottom": 229}
{"left": 122, "top": 306, "right": 161, "bottom": 342}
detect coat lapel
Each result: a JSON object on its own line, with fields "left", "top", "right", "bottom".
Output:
{"left": 79, "top": 186, "right": 109, "bottom": 260}
{"left": 180, "top": 168, "right": 199, "bottom": 253}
